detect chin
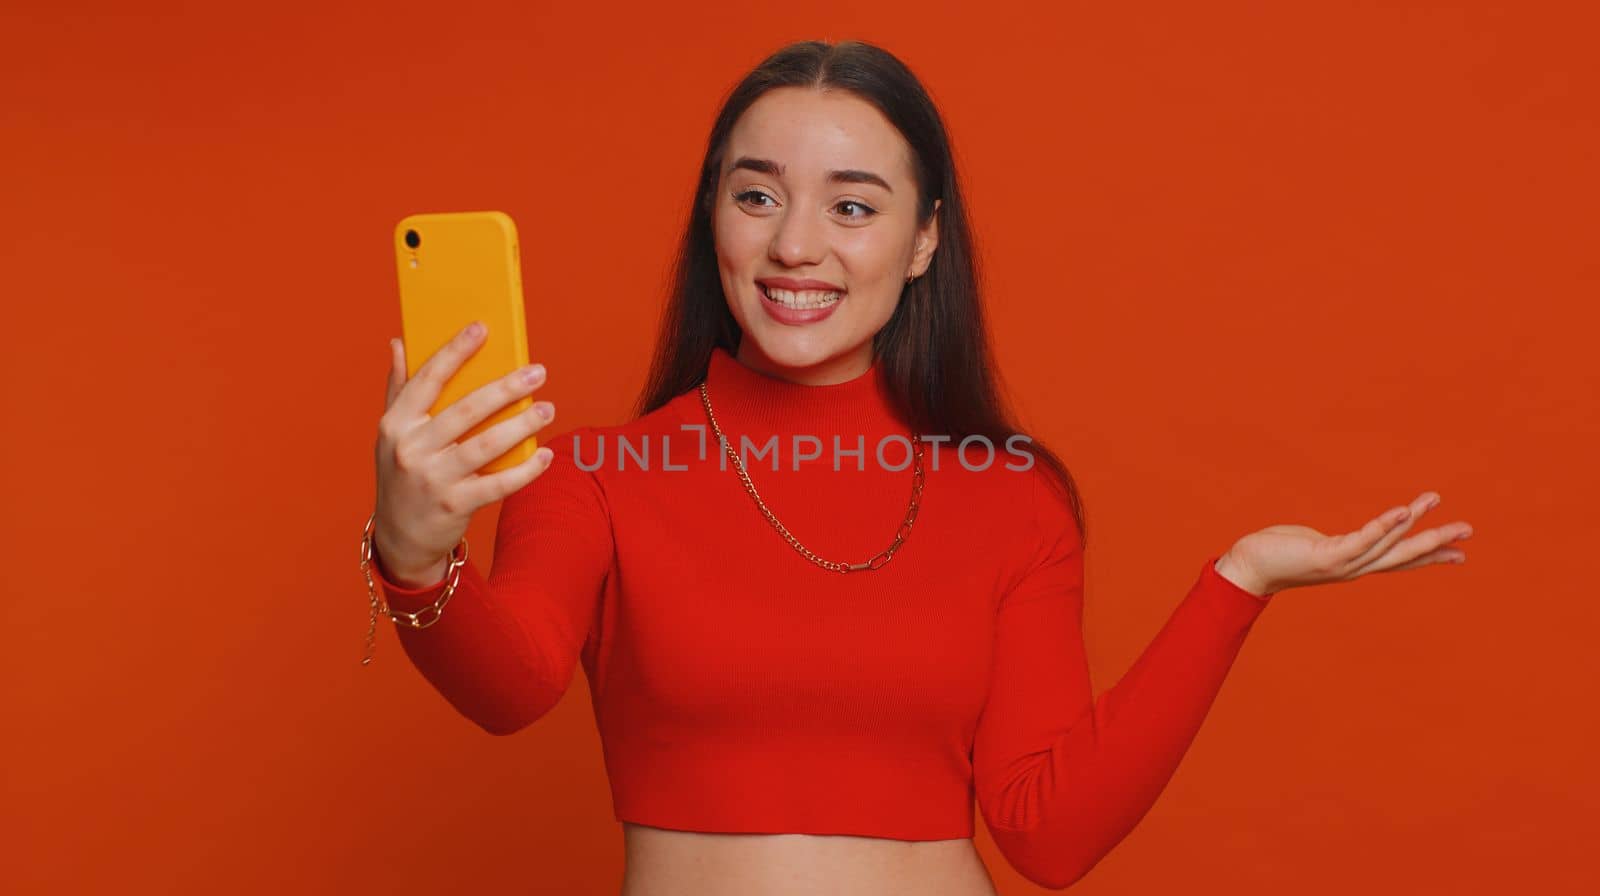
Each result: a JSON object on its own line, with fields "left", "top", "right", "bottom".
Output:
{"left": 741, "top": 328, "right": 842, "bottom": 368}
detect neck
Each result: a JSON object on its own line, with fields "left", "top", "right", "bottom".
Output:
{"left": 733, "top": 339, "right": 875, "bottom": 387}
{"left": 700, "top": 344, "right": 904, "bottom": 441}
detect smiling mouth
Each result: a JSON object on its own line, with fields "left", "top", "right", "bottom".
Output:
{"left": 759, "top": 283, "right": 845, "bottom": 309}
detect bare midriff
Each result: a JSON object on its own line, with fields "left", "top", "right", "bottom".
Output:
{"left": 620, "top": 823, "right": 1000, "bottom": 896}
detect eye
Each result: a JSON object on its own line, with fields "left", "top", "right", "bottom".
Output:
{"left": 835, "top": 200, "right": 878, "bottom": 220}
{"left": 732, "top": 189, "right": 775, "bottom": 208}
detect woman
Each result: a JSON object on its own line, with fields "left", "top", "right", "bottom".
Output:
{"left": 364, "top": 40, "right": 1473, "bottom": 895}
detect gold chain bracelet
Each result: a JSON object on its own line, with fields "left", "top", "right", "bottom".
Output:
{"left": 359, "top": 511, "right": 469, "bottom": 665}
{"left": 698, "top": 380, "right": 925, "bottom": 573}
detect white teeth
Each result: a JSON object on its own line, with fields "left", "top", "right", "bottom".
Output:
{"left": 762, "top": 285, "right": 843, "bottom": 309}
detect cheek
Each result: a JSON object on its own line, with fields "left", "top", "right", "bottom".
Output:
{"left": 713, "top": 210, "right": 765, "bottom": 270}
{"left": 834, "top": 232, "right": 905, "bottom": 292}
{"left": 838, "top": 237, "right": 909, "bottom": 324}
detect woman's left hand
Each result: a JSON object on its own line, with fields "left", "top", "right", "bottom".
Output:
{"left": 1215, "top": 491, "right": 1473, "bottom": 597}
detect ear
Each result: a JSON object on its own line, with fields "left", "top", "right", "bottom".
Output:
{"left": 908, "top": 198, "right": 941, "bottom": 279}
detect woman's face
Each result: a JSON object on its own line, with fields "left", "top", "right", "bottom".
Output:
{"left": 712, "top": 86, "right": 940, "bottom": 385}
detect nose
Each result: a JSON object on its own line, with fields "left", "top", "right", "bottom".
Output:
{"left": 768, "top": 206, "right": 826, "bottom": 268}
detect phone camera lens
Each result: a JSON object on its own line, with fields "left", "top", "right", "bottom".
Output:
{"left": 404, "top": 229, "right": 421, "bottom": 249}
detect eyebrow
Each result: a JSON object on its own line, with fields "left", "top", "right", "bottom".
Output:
{"left": 727, "top": 156, "right": 894, "bottom": 193}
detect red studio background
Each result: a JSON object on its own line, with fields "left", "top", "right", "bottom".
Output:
{"left": 3, "top": 2, "right": 1595, "bottom": 893}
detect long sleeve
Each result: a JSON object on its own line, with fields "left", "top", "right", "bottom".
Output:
{"left": 370, "top": 426, "right": 615, "bottom": 736}
{"left": 972, "top": 471, "right": 1273, "bottom": 890}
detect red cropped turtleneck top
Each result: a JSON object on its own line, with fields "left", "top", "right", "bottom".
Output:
{"left": 372, "top": 346, "right": 1273, "bottom": 890}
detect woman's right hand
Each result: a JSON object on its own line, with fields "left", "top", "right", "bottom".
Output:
{"left": 371, "top": 321, "right": 557, "bottom": 587}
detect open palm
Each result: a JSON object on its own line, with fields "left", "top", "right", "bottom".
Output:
{"left": 1221, "top": 491, "right": 1473, "bottom": 596}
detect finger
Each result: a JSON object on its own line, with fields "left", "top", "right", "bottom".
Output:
{"left": 1350, "top": 522, "right": 1472, "bottom": 576}
{"left": 442, "top": 398, "right": 555, "bottom": 481}
{"left": 413, "top": 359, "right": 547, "bottom": 458}
{"left": 383, "top": 337, "right": 406, "bottom": 410}
{"left": 458, "top": 442, "right": 557, "bottom": 509}
{"left": 1346, "top": 491, "right": 1439, "bottom": 570}
{"left": 388, "top": 320, "right": 485, "bottom": 422}
{"left": 1354, "top": 543, "right": 1466, "bottom": 575}
{"left": 1330, "top": 503, "right": 1415, "bottom": 570}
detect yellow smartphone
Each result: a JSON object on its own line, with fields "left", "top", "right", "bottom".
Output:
{"left": 393, "top": 210, "right": 534, "bottom": 475}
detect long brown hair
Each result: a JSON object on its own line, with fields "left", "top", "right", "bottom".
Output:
{"left": 632, "top": 39, "right": 1088, "bottom": 546}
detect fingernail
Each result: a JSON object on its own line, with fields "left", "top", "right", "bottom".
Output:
{"left": 521, "top": 363, "right": 545, "bottom": 384}
{"left": 467, "top": 321, "right": 485, "bottom": 337}
{"left": 536, "top": 401, "right": 554, "bottom": 420}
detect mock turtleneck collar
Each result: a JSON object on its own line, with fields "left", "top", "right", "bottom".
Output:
{"left": 698, "top": 345, "right": 908, "bottom": 439}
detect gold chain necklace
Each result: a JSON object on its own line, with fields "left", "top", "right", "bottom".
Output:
{"left": 697, "top": 379, "right": 925, "bottom": 573}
